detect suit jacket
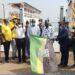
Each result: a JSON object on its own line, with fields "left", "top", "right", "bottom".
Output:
{"left": 57, "top": 26, "right": 69, "bottom": 44}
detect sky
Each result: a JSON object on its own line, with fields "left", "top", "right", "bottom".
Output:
{"left": 0, "top": 0, "right": 68, "bottom": 22}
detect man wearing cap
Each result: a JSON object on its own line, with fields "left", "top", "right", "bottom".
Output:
{"left": 2, "top": 19, "right": 12, "bottom": 62}
{"left": 9, "top": 16, "right": 18, "bottom": 59}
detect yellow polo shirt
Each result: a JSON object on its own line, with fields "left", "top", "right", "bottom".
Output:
{"left": 2, "top": 23, "right": 12, "bottom": 42}
{"left": 9, "top": 22, "right": 16, "bottom": 39}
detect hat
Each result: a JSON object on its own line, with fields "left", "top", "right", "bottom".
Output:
{"left": 31, "top": 19, "right": 35, "bottom": 23}
{"left": 12, "top": 16, "right": 17, "bottom": 19}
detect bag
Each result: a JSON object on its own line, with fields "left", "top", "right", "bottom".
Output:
{"left": 53, "top": 41, "right": 60, "bottom": 52}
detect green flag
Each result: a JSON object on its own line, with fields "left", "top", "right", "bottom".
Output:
{"left": 30, "top": 35, "right": 48, "bottom": 74}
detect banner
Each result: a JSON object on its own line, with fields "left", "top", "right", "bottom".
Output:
{"left": 30, "top": 36, "right": 48, "bottom": 74}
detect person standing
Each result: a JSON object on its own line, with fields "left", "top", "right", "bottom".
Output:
{"left": 15, "top": 19, "right": 26, "bottom": 63}
{"left": 2, "top": 19, "right": 12, "bottom": 62}
{"left": 0, "top": 20, "right": 2, "bottom": 45}
{"left": 42, "top": 20, "right": 58, "bottom": 73}
{"left": 57, "top": 21, "right": 69, "bottom": 67}
{"left": 0, "top": 20, "right": 3, "bottom": 62}
{"left": 25, "top": 20, "right": 30, "bottom": 58}
{"left": 38, "top": 19, "right": 44, "bottom": 36}
{"left": 9, "top": 16, "right": 17, "bottom": 59}
{"left": 70, "top": 27, "right": 75, "bottom": 67}
{"left": 27, "top": 19, "right": 40, "bottom": 64}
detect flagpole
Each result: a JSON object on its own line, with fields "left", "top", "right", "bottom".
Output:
{"left": 20, "top": 0, "right": 24, "bottom": 25}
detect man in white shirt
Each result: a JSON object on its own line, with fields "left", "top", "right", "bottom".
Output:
{"left": 15, "top": 19, "right": 26, "bottom": 63}
{"left": 27, "top": 19, "right": 40, "bottom": 62}
{"left": 27, "top": 19, "right": 40, "bottom": 38}
{"left": 42, "top": 20, "right": 58, "bottom": 72}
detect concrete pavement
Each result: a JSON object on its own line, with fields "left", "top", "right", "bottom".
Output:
{"left": 0, "top": 52, "right": 74, "bottom": 74}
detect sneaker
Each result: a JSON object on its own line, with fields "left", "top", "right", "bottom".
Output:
{"left": 15, "top": 56, "right": 18, "bottom": 58}
{"left": 17, "top": 61, "right": 21, "bottom": 64}
{"left": 58, "top": 64, "right": 63, "bottom": 67}
{"left": 5, "top": 60, "right": 9, "bottom": 63}
{"left": 59, "top": 64, "right": 68, "bottom": 68}
{"left": 22, "top": 60, "right": 27, "bottom": 63}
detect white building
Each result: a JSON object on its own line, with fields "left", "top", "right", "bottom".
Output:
{"left": 8, "top": 2, "right": 41, "bottom": 25}
{"left": 0, "top": 2, "right": 41, "bottom": 52}
{"left": 0, "top": 2, "right": 60, "bottom": 53}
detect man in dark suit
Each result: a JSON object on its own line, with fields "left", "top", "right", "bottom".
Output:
{"left": 57, "top": 21, "right": 69, "bottom": 67}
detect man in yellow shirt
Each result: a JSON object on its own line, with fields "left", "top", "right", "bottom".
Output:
{"left": 9, "top": 17, "right": 18, "bottom": 59}
{"left": 2, "top": 19, "right": 12, "bottom": 62}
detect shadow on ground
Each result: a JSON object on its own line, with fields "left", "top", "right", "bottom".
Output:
{"left": 10, "top": 67, "right": 32, "bottom": 74}
{"left": 10, "top": 66, "right": 75, "bottom": 74}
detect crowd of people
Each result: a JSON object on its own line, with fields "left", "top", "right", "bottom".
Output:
{"left": 0, "top": 17, "right": 53, "bottom": 64}
{"left": 0, "top": 16, "right": 75, "bottom": 72}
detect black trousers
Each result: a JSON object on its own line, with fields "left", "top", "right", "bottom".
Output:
{"left": 60, "top": 40, "right": 69, "bottom": 65}
{"left": 25, "top": 36, "right": 30, "bottom": 57}
{"left": 72, "top": 38, "right": 75, "bottom": 64}
{"left": 3, "top": 41, "right": 10, "bottom": 61}
{"left": 16, "top": 38, "right": 25, "bottom": 62}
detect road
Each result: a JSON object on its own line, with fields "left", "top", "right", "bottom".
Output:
{"left": 0, "top": 52, "right": 75, "bottom": 74}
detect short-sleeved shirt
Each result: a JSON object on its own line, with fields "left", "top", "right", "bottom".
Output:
{"left": 2, "top": 23, "right": 12, "bottom": 42}
{"left": 15, "top": 24, "right": 25, "bottom": 39}
{"left": 42, "top": 26, "right": 54, "bottom": 39}
{"left": 27, "top": 25, "right": 40, "bottom": 38}
{"left": 9, "top": 22, "right": 16, "bottom": 39}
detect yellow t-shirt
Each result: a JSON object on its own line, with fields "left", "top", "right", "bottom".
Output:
{"left": 9, "top": 22, "right": 16, "bottom": 39}
{"left": 2, "top": 23, "right": 12, "bottom": 42}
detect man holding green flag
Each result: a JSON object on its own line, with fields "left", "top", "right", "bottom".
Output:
{"left": 30, "top": 20, "right": 58, "bottom": 74}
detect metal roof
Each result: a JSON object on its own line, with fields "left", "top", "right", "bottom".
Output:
{"left": 9, "top": 2, "right": 41, "bottom": 14}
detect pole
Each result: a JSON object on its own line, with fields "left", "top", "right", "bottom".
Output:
{"left": 60, "top": 6, "right": 64, "bottom": 22}
{"left": 20, "top": 0, "right": 24, "bottom": 26}
{"left": 2, "top": 4, "right": 5, "bottom": 19}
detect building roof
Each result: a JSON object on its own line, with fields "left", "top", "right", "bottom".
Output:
{"left": 9, "top": 2, "right": 41, "bottom": 14}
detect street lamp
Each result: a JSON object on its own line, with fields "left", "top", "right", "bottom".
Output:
{"left": 2, "top": 4, "right": 5, "bottom": 19}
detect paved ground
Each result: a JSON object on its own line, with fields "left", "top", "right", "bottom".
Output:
{"left": 0, "top": 52, "right": 75, "bottom": 74}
